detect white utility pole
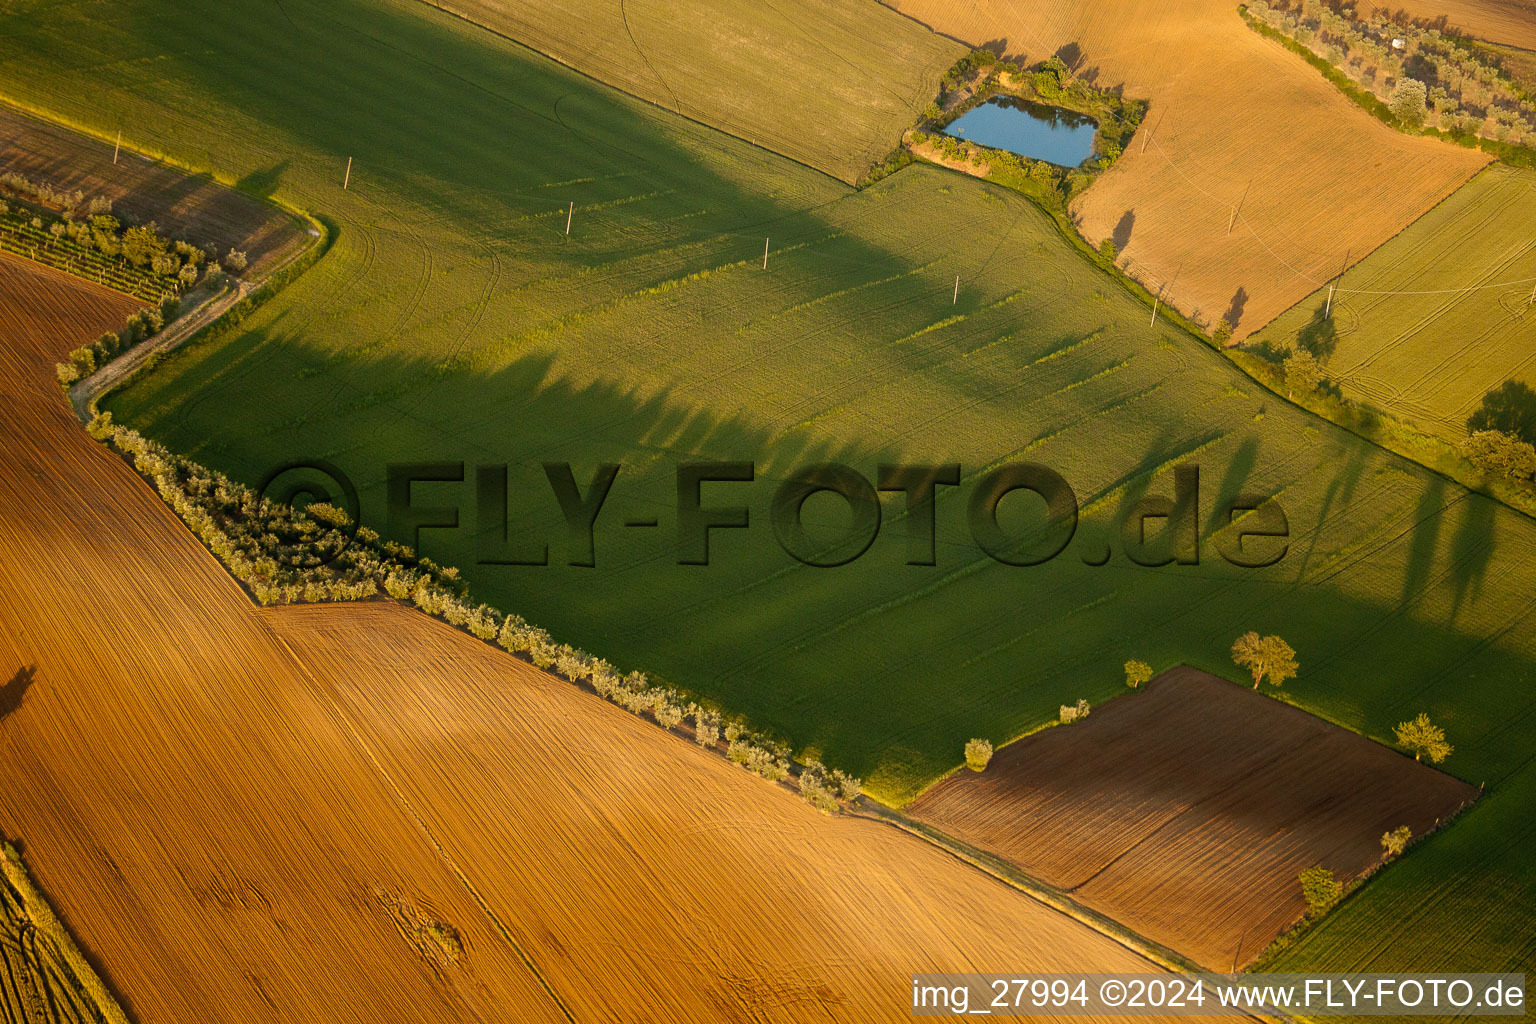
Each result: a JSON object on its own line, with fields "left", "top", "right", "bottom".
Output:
{"left": 762, "top": 237, "right": 769, "bottom": 270}
{"left": 1150, "top": 288, "right": 1161, "bottom": 327}
{"left": 565, "top": 201, "right": 573, "bottom": 237}
{"left": 343, "top": 156, "right": 352, "bottom": 190}
{"left": 953, "top": 274, "right": 959, "bottom": 304}
{"left": 113, "top": 130, "right": 121, "bottom": 165}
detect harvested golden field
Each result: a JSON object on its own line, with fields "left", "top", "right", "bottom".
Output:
{"left": 1365, "top": 0, "right": 1536, "bottom": 49}
{"left": 427, "top": 0, "right": 964, "bottom": 182}
{"left": 0, "top": 259, "right": 1248, "bottom": 1020}
{"left": 908, "top": 668, "right": 1479, "bottom": 970}
{"left": 0, "top": 104, "right": 307, "bottom": 273}
{"left": 887, "top": 0, "right": 1490, "bottom": 339}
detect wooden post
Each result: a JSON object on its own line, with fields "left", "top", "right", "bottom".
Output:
{"left": 1228, "top": 181, "right": 1250, "bottom": 235}
{"left": 953, "top": 274, "right": 959, "bottom": 304}
{"left": 343, "top": 156, "right": 352, "bottom": 190}
{"left": 1325, "top": 248, "right": 1351, "bottom": 318}
{"left": 762, "top": 237, "right": 769, "bottom": 270}
{"left": 113, "top": 130, "right": 121, "bottom": 165}
{"left": 1141, "top": 109, "right": 1166, "bottom": 154}
{"left": 565, "top": 201, "right": 573, "bottom": 237}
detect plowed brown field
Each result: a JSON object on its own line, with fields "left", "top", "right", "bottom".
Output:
{"left": 0, "top": 104, "right": 307, "bottom": 273}
{"left": 907, "top": 667, "right": 1479, "bottom": 970}
{"left": 0, "top": 255, "right": 1252, "bottom": 1019}
{"left": 886, "top": 0, "right": 1489, "bottom": 340}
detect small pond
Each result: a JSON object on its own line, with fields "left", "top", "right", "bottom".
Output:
{"left": 943, "top": 96, "right": 1098, "bottom": 168}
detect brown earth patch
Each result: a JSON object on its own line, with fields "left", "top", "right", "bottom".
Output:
{"left": 0, "top": 103, "right": 309, "bottom": 273}
{"left": 907, "top": 666, "right": 1478, "bottom": 969}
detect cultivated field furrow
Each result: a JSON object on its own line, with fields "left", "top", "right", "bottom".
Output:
{"left": 909, "top": 668, "right": 1479, "bottom": 968}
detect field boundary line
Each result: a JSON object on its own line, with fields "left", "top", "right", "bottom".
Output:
{"left": 413, "top": 0, "right": 863, "bottom": 186}
{"left": 269, "top": 634, "right": 581, "bottom": 1024}
{"left": 846, "top": 800, "right": 1291, "bottom": 1023}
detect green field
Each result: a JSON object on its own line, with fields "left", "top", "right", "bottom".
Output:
{"left": 428, "top": 0, "right": 963, "bottom": 182}
{"left": 1251, "top": 163, "right": 1536, "bottom": 443}
{"left": 4, "top": 0, "right": 1536, "bottom": 990}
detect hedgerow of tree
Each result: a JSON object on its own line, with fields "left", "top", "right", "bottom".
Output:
{"left": 55, "top": 297, "right": 181, "bottom": 386}
{"left": 86, "top": 412, "right": 862, "bottom": 813}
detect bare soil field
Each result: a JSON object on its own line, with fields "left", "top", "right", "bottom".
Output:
{"left": 887, "top": 0, "right": 1489, "bottom": 340}
{"left": 908, "top": 667, "right": 1479, "bottom": 970}
{"left": 0, "top": 262, "right": 1247, "bottom": 1019}
{"left": 0, "top": 104, "right": 308, "bottom": 273}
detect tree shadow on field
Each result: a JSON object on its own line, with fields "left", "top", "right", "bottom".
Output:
{"left": 1112, "top": 210, "right": 1135, "bottom": 252}
{"left": 1222, "top": 286, "right": 1249, "bottom": 333}
{"left": 235, "top": 160, "right": 290, "bottom": 201}
{"left": 1295, "top": 440, "right": 1368, "bottom": 577}
{"left": 1399, "top": 476, "right": 1448, "bottom": 611}
{"left": 1296, "top": 304, "right": 1339, "bottom": 362}
{"left": 1205, "top": 435, "right": 1260, "bottom": 538}
{"left": 1448, "top": 494, "right": 1496, "bottom": 620}
{"left": 0, "top": 665, "right": 35, "bottom": 722}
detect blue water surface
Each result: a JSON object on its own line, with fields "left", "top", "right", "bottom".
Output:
{"left": 944, "top": 96, "right": 1098, "bottom": 167}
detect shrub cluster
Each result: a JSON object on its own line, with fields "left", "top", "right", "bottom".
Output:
{"left": 797, "top": 759, "right": 863, "bottom": 813}
{"left": 90, "top": 413, "right": 863, "bottom": 814}
{"left": 1461, "top": 429, "right": 1536, "bottom": 481}
{"left": 1058, "top": 698, "right": 1091, "bottom": 724}
{"left": 56, "top": 297, "right": 179, "bottom": 385}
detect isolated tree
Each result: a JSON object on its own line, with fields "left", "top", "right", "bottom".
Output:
{"left": 1099, "top": 238, "right": 1117, "bottom": 261}
{"left": 1299, "top": 865, "right": 1343, "bottom": 917}
{"left": 1461, "top": 429, "right": 1536, "bottom": 481}
{"left": 1381, "top": 825, "right": 1412, "bottom": 857}
{"left": 1395, "top": 712, "right": 1453, "bottom": 763}
{"left": 965, "top": 738, "right": 993, "bottom": 772}
{"left": 1390, "top": 77, "right": 1429, "bottom": 128}
{"left": 1212, "top": 317, "right": 1234, "bottom": 346}
{"left": 223, "top": 248, "right": 248, "bottom": 272}
{"left": 1124, "top": 659, "right": 1153, "bottom": 689}
{"left": 1231, "top": 632, "right": 1298, "bottom": 690}
{"left": 1284, "top": 349, "right": 1323, "bottom": 398}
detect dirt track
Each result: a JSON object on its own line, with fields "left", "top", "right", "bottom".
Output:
{"left": 908, "top": 667, "right": 1478, "bottom": 970}
{"left": 0, "top": 244, "right": 1255, "bottom": 1020}
{"left": 887, "top": 0, "right": 1488, "bottom": 341}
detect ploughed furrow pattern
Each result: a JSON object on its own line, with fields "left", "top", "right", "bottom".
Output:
{"left": 907, "top": 667, "right": 1478, "bottom": 969}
